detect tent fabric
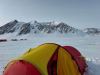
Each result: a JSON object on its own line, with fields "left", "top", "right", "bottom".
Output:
{"left": 47, "top": 46, "right": 59, "bottom": 75}
{"left": 17, "top": 44, "right": 58, "bottom": 75}
{"left": 3, "top": 60, "right": 41, "bottom": 75}
{"left": 63, "top": 46, "right": 87, "bottom": 75}
{"left": 63, "top": 46, "right": 81, "bottom": 56}
{"left": 57, "top": 47, "right": 81, "bottom": 75}
{"left": 3, "top": 43, "right": 87, "bottom": 75}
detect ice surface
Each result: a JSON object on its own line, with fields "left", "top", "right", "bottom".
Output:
{"left": 0, "top": 35, "right": 100, "bottom": 75}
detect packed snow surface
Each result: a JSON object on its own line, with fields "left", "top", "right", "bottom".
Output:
{"left": 0, "top": 35, "right": 100, "bottom": 75}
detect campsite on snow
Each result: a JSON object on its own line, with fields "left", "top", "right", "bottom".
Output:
{"left": 1, "top": 0, "right": 100, "bottom": 74}
{"left": 0, "top": 20, "right": 100, "bottom": 75}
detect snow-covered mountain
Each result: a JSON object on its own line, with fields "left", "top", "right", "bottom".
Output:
{"left": 84, "top": 28, "right": 100, "bottom": 35}
{"left": 0, "top": 20, "right": 85, "bottom": 36}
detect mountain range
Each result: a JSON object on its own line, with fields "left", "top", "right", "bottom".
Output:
{"left": 0, "top": 20, "right": 100, "bottom": 36}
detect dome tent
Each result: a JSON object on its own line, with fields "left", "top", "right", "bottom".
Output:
{"left": 3, "top": 43, "right": 87, "bottom": 75}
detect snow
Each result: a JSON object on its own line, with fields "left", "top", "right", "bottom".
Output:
{"left": 0, "top": 20, "right": 87, "bottom": 36}
{"left": 0, "top": 35, "right": 100, "bottom": 75}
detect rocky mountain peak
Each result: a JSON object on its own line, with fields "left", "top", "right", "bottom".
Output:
{"left": 0, "top": 20, "right": 90, "bottom": 36}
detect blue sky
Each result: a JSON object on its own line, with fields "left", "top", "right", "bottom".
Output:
{"left": 0, "top": 0, "right": 100, "bottom": 29}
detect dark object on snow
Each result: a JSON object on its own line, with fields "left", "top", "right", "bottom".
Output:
{"left": 0, "top": 39, "right": 7, "bottom": 42}
{"left": 11, "top": 39, "right": 18, "bottom": 41}
{"left": 20, "top": 39, "right": 27, "bottom": 40}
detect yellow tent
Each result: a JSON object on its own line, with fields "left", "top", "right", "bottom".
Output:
{"left": 3, "top": 43, "right": 87, "bottom": 75}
